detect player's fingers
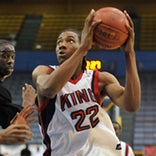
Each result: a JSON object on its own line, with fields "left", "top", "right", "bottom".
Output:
{"left": 27, "top": 117, "right": 37, "bottom": 125}
{"left": 124, "top": 10, "right": 134, "bottom": 29}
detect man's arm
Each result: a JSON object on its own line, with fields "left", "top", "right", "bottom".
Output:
{"left": 99, "top": 11, "right": 141, "bottom": 112}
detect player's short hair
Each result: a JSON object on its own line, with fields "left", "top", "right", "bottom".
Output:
{"left": 0, "top": 39, "right": 14, "bottom": 46}
{"left": 58, "top": 29, "right": 81, "bottom": 42}
{"left": 0, "top": 39, "right": 15, "bottom": 53}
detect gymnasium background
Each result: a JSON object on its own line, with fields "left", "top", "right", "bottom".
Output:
{"left": 0, "top": 0, "right": 156, "bottom": 155}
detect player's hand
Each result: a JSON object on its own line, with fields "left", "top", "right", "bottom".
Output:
{"left": 0, "top": 124, "right": 32, "bottom": 144}
{"left": 81, "top": 9, "right": 101, "bottom": 53}
{"left": 11, "top": 105, "right": 36, "bottom": 125}
{"left": 120, "top": 10, "right": 135, "bottom": 53}
{"left": 22, "top": 83, "right": 37, "bottom": 107}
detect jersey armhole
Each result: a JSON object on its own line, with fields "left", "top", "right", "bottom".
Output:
{"left": 37, "top": 98, "right": 50, "bottom": 112}
{"left": 125, "top": 143, "right": 129, "bottom": 156}
{"left": 92, "top": 69, "right": 100, "bottom": 104}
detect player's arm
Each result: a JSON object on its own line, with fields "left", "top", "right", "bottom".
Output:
{"left": 120, "top": 11, "right": 141, "bottom": 112}
{"left": 98, "top": 72, "right": 125, "bottom": 108}
{"left": 99, "top": 11, "right": 141, "bottom": 112}
{"left": 99, "top": 70, "right": 140, "bottom": 112}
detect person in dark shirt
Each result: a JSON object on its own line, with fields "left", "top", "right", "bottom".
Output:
{"left": 0, "top": 39, "right": 36, "bottom": 144}
{"left": 0, "top": 83, "right": 23, "bottom": 128}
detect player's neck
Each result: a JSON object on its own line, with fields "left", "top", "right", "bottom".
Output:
{"left": 71, "top": 67, "right": 83, "bottom": 80}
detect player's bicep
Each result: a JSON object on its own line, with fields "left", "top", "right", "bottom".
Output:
{"left": 105, "top": 82, "right": 125, "bottom": 106}
{"left": 36, "top": 74, "right": 50, "bottom": 89}
{"left": 99, "top": 72, "right": 125, "bottom": 106}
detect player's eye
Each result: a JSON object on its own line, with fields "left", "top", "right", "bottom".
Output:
{"left": 68, "top": 39, "right": 75, "bottom": 44}
{"left": 2, "top": 54, "right": 9, "bottom": 59}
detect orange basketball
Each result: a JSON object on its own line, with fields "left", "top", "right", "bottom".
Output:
{"left": 93, "top": 7, "right": 129, "bottom": 50}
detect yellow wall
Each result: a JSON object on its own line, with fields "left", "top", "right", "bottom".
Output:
{"left": 0, "top": 1, "right": 155, "bottom": 15}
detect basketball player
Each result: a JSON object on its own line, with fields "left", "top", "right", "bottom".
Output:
{"left": 32, "top": 9, "right": 141, "bottom": 156}
{"left": 112, "top": 121, "right": 135, "bottom": 156}
{"left": 0, "top": 39, "right": 36, "bottom": 144}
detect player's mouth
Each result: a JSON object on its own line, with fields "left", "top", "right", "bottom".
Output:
{"left": 58, "top": 51, "right": 66, "bottom": 56}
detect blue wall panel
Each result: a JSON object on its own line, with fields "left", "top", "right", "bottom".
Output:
{"left": 14, "top": 50, "right": 156, "bottom": 76}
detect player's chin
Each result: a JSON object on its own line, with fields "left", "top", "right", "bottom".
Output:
{"left": 58, "top": 58, "right": 66, "bottom": 65}
{"left": 9, "top": 68, "right": 14, "bottom": 73}
{"left": 6, "top": 69, "right": 14, "bottom": 76}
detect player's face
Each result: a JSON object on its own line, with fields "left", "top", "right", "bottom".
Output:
{"left": 0, "top": 44, "right": 15, "bottom": 78}
{"left": 55, "top": 31, "right": 80, "bottom": 64}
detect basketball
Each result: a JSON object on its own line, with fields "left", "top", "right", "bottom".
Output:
{"left": 93, "top": 7, "right": 129, "bottom": 50}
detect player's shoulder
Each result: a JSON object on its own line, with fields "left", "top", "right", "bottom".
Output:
{"left": 99, "top": 71, "right": 114, "bottom": 77}
{"left": 98, "top": 71, "right": 116, "bottom": 82}
{"left": 33, "top": 65, "right": 53, "bottom": 74}
{"left": 32, "top": 65, "right": 45, "bottom": 76}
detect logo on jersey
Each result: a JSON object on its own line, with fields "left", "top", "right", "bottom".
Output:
{"left": 60, "top": 88, "right": 97, "bottom": 111}
{"left": 116, "top": 143, "right": 122, "bottom": 150}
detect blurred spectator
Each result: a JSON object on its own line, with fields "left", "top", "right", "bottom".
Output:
{"left": 112, "top": 121, "right": 135, "bottom": 156}
{"left": 20, "top": 144, "right": 31, "bottom": 156}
